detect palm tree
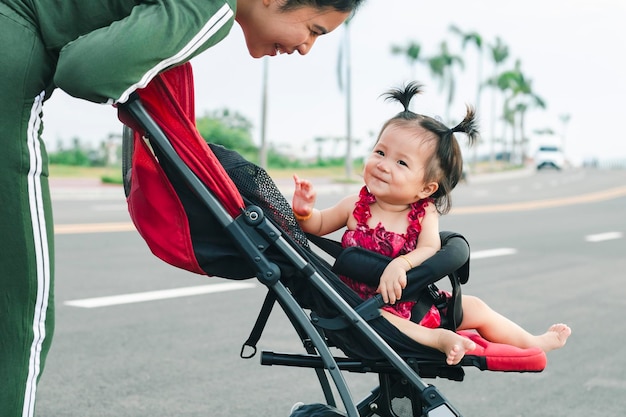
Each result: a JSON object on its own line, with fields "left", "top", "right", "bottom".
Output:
{"left": 511, "top": 72, "right": 545, "bottom": 163}
{"left": 493, "top": 60, "right": 545, "bottom": 164}
{"left": 559, "top": 113, "right": 571, "bottom": 156}
{"left": 449, "top": 25, "right": 484, "bottom": 108}
{"left": 486, "top": 61, "right": 521, "bottom": 163}
{"left": 449, "top": 25, "right": 484, "bottom": 170}
{"left": 487, "top": 37, "right": 509, "bottom": 166}
{"left": 390, "top": 41, "right": 425, "bottom": 79}
{"left": 259, "top": 57, "right": 269, "bottom": 169}
{"left": 427, "top": 41, "right": 464, "bottom": 124}
{"left": 500, "top": 103, "right": 515, "bottom": 162}
{"left": 337, "top": 18, "right": 354, "bottom": 179}
{"left": 514, "top": 92, "right": 546, "bottom": 163}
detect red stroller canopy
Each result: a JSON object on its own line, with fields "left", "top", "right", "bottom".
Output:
{"left": 118, "top": 63, "right": 244, "bottom": 274}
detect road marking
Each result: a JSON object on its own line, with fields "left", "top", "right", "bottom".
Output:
{"left": 471, "top": 248, "right": 517, "bottom": 259}
{"left": 62, "top": 246, "right": 514, "bottom": 309}
{"left": 91, "top": 204, "right": 128, "bottom": 212}
{"left": 585, "top": 231, "right": 623, "bottom": 242}
{"left": 55, "top": 222, "right": 136, "bottom": 234}
{"left": 452, "top": 185, "right": 626, "bottom": 214}
{"left": 54, "top": 186, "right": 626, "bottom": 234}
{"left": 62, "top": 248, "right": 515, "bottom": 309}
{"left": 64, "top": 282, "right": 256, "bottom": 308}
{"left": 584, "top": 377, "right": 626, "bottom": 390}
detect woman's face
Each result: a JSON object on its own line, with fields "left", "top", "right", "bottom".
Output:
{"left": 237, "top": 1, "right": 350, "bottom": 58}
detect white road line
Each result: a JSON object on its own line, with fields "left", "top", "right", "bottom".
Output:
{"left": 64, "top": 247, "right": 518, "bottom": 309}
{"left": 584, "top": 377, "right": 626, "bottom": 390}
{"left": 64, "top": 282, "right": 257, "bottom": 308}
{"left": 471, "top": 248, "right": 517, "bottom": 259}
{"left": 55, "top": 222, "right": 135, "bottom": 234}
{"left": 585, "top": 231, "right": 623, "bottom": 242}
{"left": 91, "top": 204, "right": 128, "bottom": 212}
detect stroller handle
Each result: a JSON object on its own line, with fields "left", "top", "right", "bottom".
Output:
{"left": 338, "top": 232, "right": 470, "bottom": 322}
{"left": 334, "top": 232, "right": 469, "bottom": 298}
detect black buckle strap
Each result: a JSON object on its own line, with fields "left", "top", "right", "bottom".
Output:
{"left": 428, "top": 284, "right": 448, "bottom": 310}
{"left": 240, "top": 291, "right": 276, "bottom": 359}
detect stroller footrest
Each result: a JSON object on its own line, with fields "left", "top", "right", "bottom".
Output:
{"left": 459, "top": 330, "right": 547, "bottom": 372}
{"left": 260, "top": 351, "right": 465, "bottom": 381}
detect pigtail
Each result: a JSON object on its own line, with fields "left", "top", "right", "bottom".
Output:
{"left": 422, "top": 104, "right": 481, "bottom": 215}
{"left": 382, "top": 81, "right": 424, "bottom": 116}
{"left": 449, "top": 105, "right": 479, "bottom": 147}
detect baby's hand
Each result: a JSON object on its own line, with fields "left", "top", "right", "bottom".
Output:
{"left": 377, "top": 259, "right": 408, "bottom": 304}
{"left": 292, "top": 174, "right": 316, "bottom": 217}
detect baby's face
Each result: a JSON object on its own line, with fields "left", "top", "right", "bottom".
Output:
{"left": 363, "top": 124, "right": 437, "bottom": 206}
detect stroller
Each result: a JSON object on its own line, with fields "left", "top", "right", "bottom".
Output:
{"left": 117, "top": 63, "right": 547, "bottom": 417}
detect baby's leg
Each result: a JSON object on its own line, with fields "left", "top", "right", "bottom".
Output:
{"left": 458, "top": 295, "right": 571, "bottom": 352}
{"left": 381, "top": 311, "right": 476, "bottom": 365}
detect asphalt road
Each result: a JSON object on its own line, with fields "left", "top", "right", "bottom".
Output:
{"left": 35, "top": 167, "right": 626, "bottom": 417}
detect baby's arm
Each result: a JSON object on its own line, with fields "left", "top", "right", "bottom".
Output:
{"left": 378, "top": 203, "right": 442, "bottom": 304}
{"left": 292, "top": 175, "right": 354, "bottom": 236}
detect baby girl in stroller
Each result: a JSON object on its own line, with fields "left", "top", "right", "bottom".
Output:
{"left": 292, "top": 82, "right": 571, "bottom": 365}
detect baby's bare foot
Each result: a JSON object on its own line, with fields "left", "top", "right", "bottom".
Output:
{"left": 539, "top": 323, "right": 571, "bottom": 352}
{"left": 436, "top": 330, "right": 476, "bottom": 365}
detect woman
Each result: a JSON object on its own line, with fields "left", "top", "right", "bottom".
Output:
{"left": 0, "top": 1, "right": 364, "bottom": 415}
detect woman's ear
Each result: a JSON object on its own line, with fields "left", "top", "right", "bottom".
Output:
{"left": 418, "top": 181, "right": 439, "bottom": 199}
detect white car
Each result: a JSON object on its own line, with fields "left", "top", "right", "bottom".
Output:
{"left": 535, "top": 145, "right": 565, "bottom": 170}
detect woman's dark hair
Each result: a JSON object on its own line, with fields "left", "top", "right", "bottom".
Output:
{"left": 379, "top": 81, "right": 479, "bottom": 214}
{"left": 279, "top": 0, "right": 366, "bottom": 13}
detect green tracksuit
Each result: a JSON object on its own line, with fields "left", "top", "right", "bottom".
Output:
{"left": 0, "top": 1, "right": 235, "bottom": 415}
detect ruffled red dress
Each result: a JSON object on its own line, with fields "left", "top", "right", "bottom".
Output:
{"left": 340, "top": 186, "right": 443, "bottom": 328}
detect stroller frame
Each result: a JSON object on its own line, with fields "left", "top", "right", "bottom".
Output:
{"left": 121, "top": 95, "right": 463, "bottom": 417}
{"left": 118, "top": 64, "right": 546, "bottom": 416}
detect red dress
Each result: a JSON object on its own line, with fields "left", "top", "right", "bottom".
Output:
{"left": 341, "top": 187, "right": 443, "bottom": 328}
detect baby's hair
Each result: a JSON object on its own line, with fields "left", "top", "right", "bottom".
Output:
{"left": 379, "top": 81, "right": 479, "bottom": 214}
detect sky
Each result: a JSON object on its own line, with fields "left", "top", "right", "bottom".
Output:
{"left": 42, "top": 0, "right": 626, "bottom": 164}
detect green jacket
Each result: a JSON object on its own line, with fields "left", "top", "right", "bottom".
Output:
{"left": 3, "top": 0, "right": 236, "bottom": 103}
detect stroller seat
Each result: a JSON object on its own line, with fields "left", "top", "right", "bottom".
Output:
{"left": 117, "top": 63, "right": 546, "bottom": 417}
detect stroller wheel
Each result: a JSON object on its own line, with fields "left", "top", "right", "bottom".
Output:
{"left": 290, "top": 402, "right": 305, "bottom": 413}
{"left": 288, "top": 403, "right": 347, "bottom": 417}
